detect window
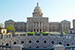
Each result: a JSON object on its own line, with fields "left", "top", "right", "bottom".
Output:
{"left": 34, "top": 29, "right": 36, "bottom": 32}
{"left": 14, "top": 42, "right": 16, "bottom": 45}
{"left": 21, "top": 41, "right": 24, "bottom": 44}
{"left": 6, "top": 43, "right": 9, "bottom": 46}
{"left": 59, "top": 42, "right": 62, "bottom": 45}
{"left": 29, "top": 40, "right": 32, "bottom": 43}
{"left": 36, "top": 40, "right": 39, "bottom": 43}
{"left": 67, "top": 43, "right": 70, "bottom": 46}
{"left": 66, "top": 36, "right": 68, "bottom": 39}
{"left": 68, "top": 36, "right": 71, "bottom": 39}
{"left": 37, "top": 29, "right": 38, "bottom": 32}
{"left": 70, "top": 31, "right": 72, "bottom": 33}
{"left": 44, "top": 41, "right": 46, "bottom": 43}
{"left": 20, "top": 29, "right": 23, "bottom": 31}
{"left": 74, "top": 36, "right": 75, "bottom": 39}
{"left": 51, "top": 41, "right": 54, "bottom": 44}
{"left": 40, "top": 29, "right": 41, "bottom": 32}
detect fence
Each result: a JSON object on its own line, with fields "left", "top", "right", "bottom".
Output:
{"left": 0, "top": 45, "right": 65, "bottom": 50}
{"left": 22, "top": 47, "right": 54, "bottom": 50}
{"left": 65, "top": 45, "right": 75, "bottom": 50}
{"left": 0, "top": 45, "right": 11, "bottom": 50}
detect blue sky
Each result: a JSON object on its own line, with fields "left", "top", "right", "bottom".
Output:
{"left": 0, "top": 0, "right": 75, "bottom": 27}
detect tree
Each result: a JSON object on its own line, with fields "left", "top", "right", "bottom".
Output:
{"left": 0, "top": 25, "right": 2, "bottom": 28}
{"left": 6, "top": 25, "right": 15, "bottom": 32}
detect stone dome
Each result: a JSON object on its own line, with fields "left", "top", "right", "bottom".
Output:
{"left": 34, "top": 3, "right": 42, "bottom": 13}
{"left": 33, "top": 3, "right": 43, "bottom": 17}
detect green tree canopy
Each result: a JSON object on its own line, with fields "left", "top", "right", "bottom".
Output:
{"left": 6, "top": 25, "right": 15, "bottom": 32}
{"left": 0, "top": 25, "right": 2, "bottom": 28}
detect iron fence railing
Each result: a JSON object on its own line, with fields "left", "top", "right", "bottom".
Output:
{"left": 2, "top": 45, "right": 75, "bottom": 50}
{"left": 0, "top": 45, "right": 54, "bottom": 50}
{"left": 0, "top": 45, "right": 11, "bottom": 50}
{"left": 65, "top": 45, "right": 75, "bottom": 50}
{"left": 22, "top": 47, "right": 54, "bottom": 50}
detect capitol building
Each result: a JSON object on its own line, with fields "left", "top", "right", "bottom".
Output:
{"left": 1, "top": 3, "right": 75, "bottom": 50}
{"left": 5, "top": 3, "right": 71, "bottom": 33}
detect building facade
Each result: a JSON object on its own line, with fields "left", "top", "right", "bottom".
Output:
{"left": 49, "top": 22, "right": 60, "bottom": 32}
{"left": 73, "top": 19, "right": 75, "bottom": 29}
{"left": 5, "top": 3, "right": 71, "bottom": 33}
{"left": 5, "top": 20, "right": 26, "bottom": 32}
{"left": 60, "top": 20, "right": 70, "bottom": 33}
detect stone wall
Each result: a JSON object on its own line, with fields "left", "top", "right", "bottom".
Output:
{"left": 0, "top": 34, "right": 74, "bottom": 48}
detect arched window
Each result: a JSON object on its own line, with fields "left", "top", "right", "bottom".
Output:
{"left": 59, "top": 42, "right": 62, "bottom": 45}
{"left": 14, "top": 42, "right": 16, "bottom": 45}
{"left": 51, "top": 41, "right": 54, "bottom": 44}
{"left": 44, "top": 41, "right": 47, "bottom": 43}
{"left": 67, "top": 43, "right": 70, "bottom": 46}
{"left": 21, "top": 41, "right": 24, "bottom": 44}
{"left": 6, "top": 43, "right": 9, "bottom": 46}
{"left": 29, "top": 40, "right": 32, "bottom": 43}
{"left": 36, "top": 40, "right": 39, "bottom": 43}
{"left": 37, "top": 29, "right": 38, "bottom": 32}
{"left": 40, "top": 29, "right": 41, "bottom": 32}
{"left": 34, "top": 29, "right": 36, "bottom": 32}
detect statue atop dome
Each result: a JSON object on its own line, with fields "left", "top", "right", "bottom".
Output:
{"left": 33, "top": 2, "right": 43, "bottom": 17}
{"left": 37, "top": 2, "right": 39, "bottom": 6}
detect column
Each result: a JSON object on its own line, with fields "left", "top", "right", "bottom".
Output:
{"left": 36, "top": 29, "right": 37, "bottom": 32}
{"left": 33, "top": 23, "right": 34, "bottom": 32}
{"left": 39, "top": 22, "right": 40, "bottom": 27}
{"left": 40, "top": 22, "right": 41, "bottom": 27}
{"left": 41, "top": 22, "right": 43, "bottom": 32}
{"left": 39, "top": 29, "right": 40, "bottom": 32}
{"left": 37, "top": 22, "right": 38, "bottom": 27}
{"left": 38, "top": 22, "right": 40, "bottom": 32}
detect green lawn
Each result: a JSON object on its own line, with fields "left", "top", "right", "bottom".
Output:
{"left": 27, "top": 32, "right": 35, "bottom": 34}
{"left": 27, "top": 32, "right": 49, "bottom": 34}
